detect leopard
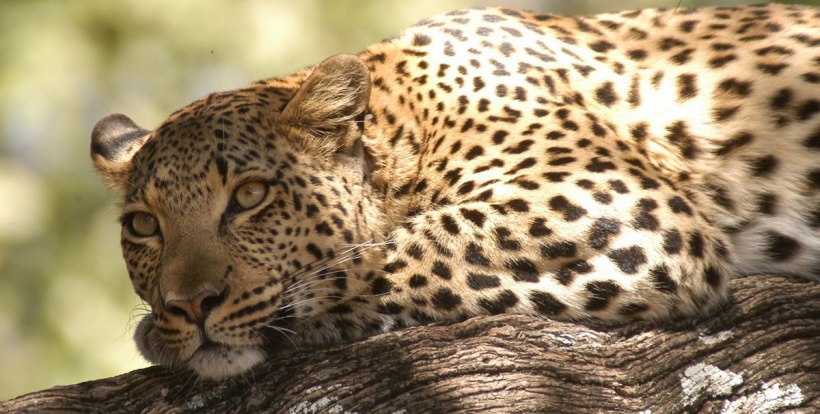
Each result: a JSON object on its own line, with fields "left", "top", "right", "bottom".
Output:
{"left": 90, "top": 3, "right": 820, "bottom": 380}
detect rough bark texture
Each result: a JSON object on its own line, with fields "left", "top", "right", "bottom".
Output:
{"left": 2, "top": 274, "right": 818, "bottom": 413}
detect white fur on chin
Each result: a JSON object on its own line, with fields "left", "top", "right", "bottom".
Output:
{"left": 187, "top": 345, "right": 266, "bottom": 380}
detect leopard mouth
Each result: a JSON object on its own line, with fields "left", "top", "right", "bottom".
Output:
{"left": 186, "top": 341, "right": 266, "bottom": 380}
{"left": 186, "top": 312, "right": 304, "bottom": 379}
{"left": 135, "top": 313, "right": 267, "bottom": 379}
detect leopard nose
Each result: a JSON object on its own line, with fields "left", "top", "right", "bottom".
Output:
{"left": 164, "top": 289, "right": 225, "bottom": 323}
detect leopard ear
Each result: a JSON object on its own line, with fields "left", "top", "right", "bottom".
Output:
{"left": 91, "top": 113, "right": 150, "bottom": 192}
{"left": 281, "top": 54, "right": 371, "bottom": 156}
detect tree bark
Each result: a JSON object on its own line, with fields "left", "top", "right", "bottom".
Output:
{"left": 2, "top": 274, "right": 818, "bottom": 413}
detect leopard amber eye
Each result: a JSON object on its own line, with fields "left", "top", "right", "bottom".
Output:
{"left": 234, "top": 181, "right": 268, "bottom": 210}
{"left": 128, "top": 212, "right": 159, "bottom": 237}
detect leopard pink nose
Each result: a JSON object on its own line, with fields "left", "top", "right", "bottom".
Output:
{"left": 164, "top": 289, "right": 224, "bottom": 323}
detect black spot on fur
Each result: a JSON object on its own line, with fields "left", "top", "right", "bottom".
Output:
{"left": 371, "top": 277, "right": 393, "bottom": 295}
{"left": 412, "top": 33, "right": 431, "bottom": 46}
{"left": 408, "top": 274, "right": 428, "bottom": 288}
{"left": 713, "top": 106, "right": 740, "bottom": 122}
{"left": 543, "top": 172, "right": 571, "bottom": 182}
{"left": 431, "top": 288, "right": 462, "bottom": 311}
{"left": 757, "top": 62, "right": 788, "bottom": 75}
{"left": 709, "top": 54, "right": 737, "bottom": 68}
{"left": 529, "top": 291, "right": 567, "bottom": 315}
{"left": 586, "top": 158, "right": 617, "bottom": 173}
{"left": 607, "top": 246, "right": 647, "bottom": 274}
{"left": 529, "top": 218, "right": 552, "bottom": 237}
{"left": 549, "top": 195, "right": 587, "bottom": 221}
{"left": 717, "top": 78, "right": 752, "bottom": 97}
{"left": 506, "top": 258, "right": 540, "bottom": 282}
{"left": 548, "top": 156, "right": 577, "bottom": 166}
{"left": 677, "top": 73, "right": 698, "bottom": 101}
{"left": 688, "top": 232, "right": 705, "bottom": 258}
{"left": 214, "top": 157, "right": 229, "bottom": 185}
{"left": 628, "top": 49, "right": 648, "bottom": 61}
{"left": 306, "top": 243, "right": 323, "bottom": 260}
{"left": 465, "top": 145, "right": 484, "bottom": 160}
{"left": 650, "top": 265, "right": 677, "bottom": 293}
{"left": 665, "top": 120, "right": 699, "bottom": 159}
{"left": 492, "top": 130, "right": 508, "bottom": 144}
{"left": 575, "top": 179, "right": 594, "bottom": 189}
{"left": 715, "top": 132, "right": 754, "bottom": 157}
{"left": 465, "top": 243, "right": 491, "bottom": 267}
{"left": 749, "top": 155, "right": 778, "bottom": 177}
{"left": 460, "top": 208, "right": 487, "bottom": 227}
{"left": 633, "top": 198, "right": 660, "bottom": 231}
{"left": 588, "top": 218, "right": 621, "bottom": 249}
{"left": 589, "top": 40, "right": 615, "bottom": 53}
{"left": 594, "top": 81, "right": 619, "bottom": 106}
{"left": 809, "top": 169, "right": 820, "bottom": 189}
{"left": 478, "top": 290, "right": 519, "bottom": 314}
{"left": 555, "top": 260, "right": 593, "bottom": 285}
{"left": 441, "top": 214, "right": 460, "bottom": 234}
{"left": 619, "top": 302, "right": 650, "bottom": 316}
{"left": 593, "top": 192, "right": 613, "bottom": 204}
{"left": 467, "top": 273, "right": 502, "bottom": 290}
{"left": 504, "top": 140, "right": 535, "bottom": 154}
{"left": 663, "top": 229, "right": 683, "bottom": 254}
{"left": 804, "top": 126, "right": 820, "bottom": 149}
{"left": 584, "top": 281, "right": 621, "bottom": 311}
{"left": 765, "top": 231, "right": 801, "bottom": 261}
{"left": 668, "top": 196, "right": 693, "bottom": 215}
{"left": 707, "top": 184, "right": 735, "bottom": 212}
{"left": 808, "top": 208, "right": 820, "bottom": 228}
{"left": 457, "top": 180, "right": 475, "bottom": 195}
{"left": 506, "top": 199, "right": 529, "bottom": 212}
{"left": 384, "top": 260, "right": 408, "bottom": 273}
{"left": 378, "top": 301, "right": 404, "bottom": 315}
{"left": 432, "top": 261, "right": 453, "bottom": 280}
{"left": 406, "top": 243, "right": 424, "bottom": 260}
{"left": 609, "top": 180, "right": 630, "bottom": 194}
{"left": 797, "top": 99, "right": 819, "bottom": 120}
{"left": 756, "top": 193, "right": 777, "bottom": 215}
{"left": 770, "top": 88, "right": 792, "bottom": 110}
{"left": 703, "top": 266, "right": 724, "bottom": 288}
{"left": 495, "top": 227, "right": 521, "bottom": 251}
{"left": 540, "top": 241, "right": 577, "bottom": 259}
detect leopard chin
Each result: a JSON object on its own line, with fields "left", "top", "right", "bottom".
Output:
{"left": 134, "top": 314, "right": 265, "bottom": 379}
{"left": 186, "top": 344, "right": 266, "bottom": 380}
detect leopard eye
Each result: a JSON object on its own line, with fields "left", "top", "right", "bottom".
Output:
{"left": 234, "top": 181, "right": 268, "bottom": 210}
{"left": 127, "top": 212, "right": 159, "bottom": 237}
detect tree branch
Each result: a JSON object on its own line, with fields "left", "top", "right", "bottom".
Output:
{"left": 3, "top": 274, "right": 818, "bottom": 413}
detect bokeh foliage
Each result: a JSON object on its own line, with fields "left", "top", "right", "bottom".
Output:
{"left": 1, "top": 0, "right": 816, "bottom": 400}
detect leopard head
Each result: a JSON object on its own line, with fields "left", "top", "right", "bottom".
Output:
{"left": 91, "top": 55, "right": 386, "bottom": 379}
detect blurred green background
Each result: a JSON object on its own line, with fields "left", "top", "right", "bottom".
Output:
{"left": 1, "top": 0, "right": 816, "bottom": 400}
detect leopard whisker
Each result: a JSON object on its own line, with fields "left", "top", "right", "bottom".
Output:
{"left": 283, "top": 270, "right": 380, "bottom": 294}
{"left": 262, "top": 325, "right": 300, "bottom": 350}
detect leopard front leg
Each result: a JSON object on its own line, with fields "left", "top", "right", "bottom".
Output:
{"left": 372, "top": 182, "right": 733, "bottom": 326}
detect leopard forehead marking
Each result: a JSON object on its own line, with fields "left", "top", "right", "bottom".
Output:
{"left": 91, "top": 4, "right": 820, "bottom": 379}
{"left": 126, "top": 90, "right": 290, "bottom": 209}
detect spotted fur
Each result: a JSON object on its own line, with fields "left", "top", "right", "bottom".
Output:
{"left": 91, "top": 4, "right": 820, "bottom": 379}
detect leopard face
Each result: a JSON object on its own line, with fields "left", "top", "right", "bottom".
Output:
{"left": 92, "top": 4, "right": 820, "bottom": 379}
